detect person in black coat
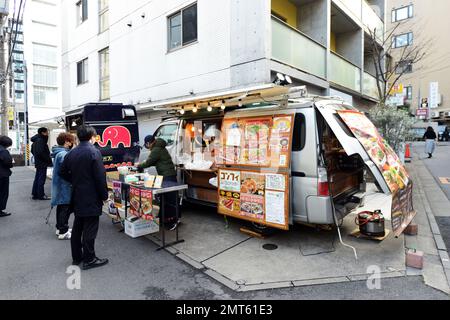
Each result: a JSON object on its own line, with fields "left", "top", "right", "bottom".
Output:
{"left": 59, "top": 125, "right": 109, "bottom": 270}
{"left": 31, "top": 127, "right": 53, "bottom": 200}
{"left": 0, "top": 136, "right": 13, "bottom": 217}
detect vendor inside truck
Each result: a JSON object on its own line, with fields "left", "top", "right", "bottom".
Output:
{"left": 137, "top": 134, "right": 179, "bottom": 230}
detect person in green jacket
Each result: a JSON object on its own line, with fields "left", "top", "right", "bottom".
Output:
{"left": 138, "top": 135, "right": 179, "bottom": 230}
{"left": 138, "top": 135, "right": 177, "bottom": 179}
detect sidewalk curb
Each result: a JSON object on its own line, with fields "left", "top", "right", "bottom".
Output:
{"left": 410, "top": 156, "right": 450, "bottom": 292}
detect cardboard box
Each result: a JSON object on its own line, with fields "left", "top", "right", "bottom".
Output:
{"left": 125, "top": 217, "right": 159, "bottom": 238}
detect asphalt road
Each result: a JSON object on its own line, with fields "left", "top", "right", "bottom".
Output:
{"left": 416, "top": 141, "right": 450, "bottom": 256}
{"left": 0, "top": 168, "right": 448, "bottom": 300}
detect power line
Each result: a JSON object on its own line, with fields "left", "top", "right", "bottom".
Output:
{"left": 6, "top": 0, "right": 26, "bottom": 77}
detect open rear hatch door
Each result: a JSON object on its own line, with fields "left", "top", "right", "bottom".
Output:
{"left": 315, "top": 102, "right": 390, "bottom": 195}
{"left": 316, "top": 101, "right": 416, "bottom": 237}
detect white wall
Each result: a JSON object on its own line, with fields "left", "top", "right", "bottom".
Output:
{"left": 61, "top": 0, "right": 237, "bottom": 111}
{"left": 23, "top": 0, "right": 62, "bottom": 123}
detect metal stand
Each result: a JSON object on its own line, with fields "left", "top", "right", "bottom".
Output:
{"left": 156, "top": 191, "right": 184, "bottom": 251}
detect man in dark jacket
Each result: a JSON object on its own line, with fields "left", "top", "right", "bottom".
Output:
{"left": 138, "top": 135, "right": 179, "bottom": 230}
{"left": 0, "top": 136, "right": 13, "bottom": 217}
{"left": 31, "top": 127, "right": 53, "bottom": 200}
{"left": 60, "top": 125, "right": 109, "bottom": 270}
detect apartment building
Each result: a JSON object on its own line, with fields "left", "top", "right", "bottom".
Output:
{"left": 387, "top": 0, "right": 450, "bottom": 124}
{"left": 61, "top": 0, "right": 386, "bottom": 137}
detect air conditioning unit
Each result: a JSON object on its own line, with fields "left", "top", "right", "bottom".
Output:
{"left": 431, "top": 111, "right": 440, "bottom": 118}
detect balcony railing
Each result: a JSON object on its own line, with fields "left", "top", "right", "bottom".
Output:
{"left": 330, "top": 53, "right": 361, "bottom": 92}
{"left": 334, "top": 0, "right": 362, "bottom": 20}
{"left": 362, "top": 1, "right": 384, "bottom": 41}
{"left": 363, "top": 72, "right": 380, "bottom": 100}
{"left": 272, "top": 17, "right": 326, "bottom": 79}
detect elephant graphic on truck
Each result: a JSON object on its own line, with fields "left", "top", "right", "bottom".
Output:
{"left": 96, "top": 126, "right": 132, "bottom": 149}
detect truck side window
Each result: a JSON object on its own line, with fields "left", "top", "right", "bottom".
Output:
{"left": 154, "top": 124, "right": 178, "bottom": 146}
{"left": 292, "top": 113, "right": 306, "bottom": 152}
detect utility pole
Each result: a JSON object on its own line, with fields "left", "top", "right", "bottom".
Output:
{"left": 0, "top": 1, "right": 10, "bottom": 136}
{"left": 23, "top": 60, "right": 28, "bottom": 165}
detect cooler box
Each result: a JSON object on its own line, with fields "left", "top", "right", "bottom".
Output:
{"left": 125, "top": 217, "right": 159, "bottom": 238}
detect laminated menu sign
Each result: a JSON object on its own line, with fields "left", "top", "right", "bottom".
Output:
{"left": 337, "top": 110, "right": 416, "bottom": 236}
{"left": 129, "top": 186, "right": 141, "bottom": 217}
{"left": 219, "top": 115, "right": 293, "bottom": 168}
{"left": 113, "top": 181, "right": 122, "bottom": 208}
{"left": 241, "top": 119, "right": 271, "bottom": 165}
{"left": 265, "top": 191, "right": 285, "bottom": 225}
{"left": 225, "top": 121, "right": 241, "bottom": 147}
{"left": 219, "top": 170, "right": 241, "bottom": 192}
{"left": 240, "top": 172, "right": 265, "bottom": 220}
{"left": 140, "top": 189, "right": 155, "bottom": 222}
{"left": 218, "top": 169, "right": 289, "bottom": 230}
{"left": 270, "top": 116, "right": 292, "bottom": 168}
{"left": 265, "top": 174, "right": 286, "bottom": 191}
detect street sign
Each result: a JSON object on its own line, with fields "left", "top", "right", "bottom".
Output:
{"left": 416, "top": 109, "right": 428, "bottom": 117}
{"left": 429, "top": 82, "right": 439, "bottom": 109}
{"left": 7, "top": 107, "right": 14, "bottom": 121}
{"left": 390, "top": 83, "right": 404, "bottom": 95}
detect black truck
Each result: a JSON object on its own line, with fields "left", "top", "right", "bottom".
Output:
{"left": 65, "top": 103, "right": 141, "bottom": 171}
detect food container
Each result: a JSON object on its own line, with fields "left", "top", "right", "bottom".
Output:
{"left": 356, "top": 210, "right": 385, "bottom": 237}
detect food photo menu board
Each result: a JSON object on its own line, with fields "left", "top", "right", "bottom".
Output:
{"left": 337, "top": 110, "right": 416, "bottom": 236}
{"left": 218, "top": 169, "right": 289, "bottom": 230}
{"left": 217, "top": 115, "right": 294, "bottom": 169}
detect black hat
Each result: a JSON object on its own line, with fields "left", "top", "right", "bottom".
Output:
{"left": 144, "top": 135, "right": 155, "bottom": 144}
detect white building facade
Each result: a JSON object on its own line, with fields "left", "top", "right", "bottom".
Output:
{"left": 61, "top": 0, "right": 385, "bottom": 137}
{"left": 5, "top": 0, "right": 62, "bottom": 156}
{"left": 24, "top": 0, "right": 63, "bottom": 123}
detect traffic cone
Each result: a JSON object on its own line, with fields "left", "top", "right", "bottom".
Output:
{"left": 405, "top": 143, "right": 412, "bottom": 163}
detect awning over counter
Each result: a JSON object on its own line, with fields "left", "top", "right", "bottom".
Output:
{"left": 29, "top": 114, "right": 66, "bottom": 130}
{"left": 137, "top": 84, "right": 298, "bottom": 112}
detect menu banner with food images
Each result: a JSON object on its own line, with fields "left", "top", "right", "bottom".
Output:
{"left": 242, "top": 118, "right": 271, "bottom": 166}
{"left": 217, "top": 169, "right": 289, "bottom": 230}
{"left": 270, "top": 117, "right": 292, "bottom": 168}
{"left": 240, "top": 172, "right": 265, "bottom": 220}
{"left": 129, "top": 186, "right": 141, "bottom": 218}
{"left": 112, "top": 181, "right": 122, "bottom": 208}
{"left": 391, "top": 182, "right": 415, "bottom": 237}
{"left": 337, "top": 110, "right": 416, "bottom": 235}
{"left": 140, "top": 189, "right": 155, "bottom": 222}
{"left": 219, "top": 189, "right": 241, "bottom": 213}
{"left": 218, "top": 115, "right": 294, "bottom": 168}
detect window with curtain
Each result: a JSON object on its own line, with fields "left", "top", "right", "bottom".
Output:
{"left": 99, "top": 0, "right": 109, "bottom": 33}
{"left": 99, "top": 48, "right": 110, "bottom": 100}
{"left": 33, "top": 86, "right": 58, "bottom": 106}
{"left": 33, "top": 65, "right": 58, "bottom": 87}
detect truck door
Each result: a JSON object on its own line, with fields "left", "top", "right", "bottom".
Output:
{"left": 152, "top": 120, "right": 181, "bottom": 165}
{"left": 315, "top": 102, "right": 391, "bottom": 195}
